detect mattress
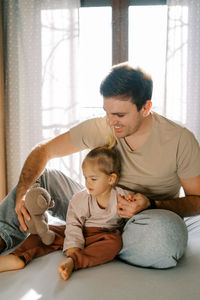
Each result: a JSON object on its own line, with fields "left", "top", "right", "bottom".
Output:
{"left": 0, "top": 217, "right": 200, "bottom": 300}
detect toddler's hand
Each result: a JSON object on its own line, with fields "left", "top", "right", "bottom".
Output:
{"left": 117, "top": 193, "right": 150, "bottom": 218}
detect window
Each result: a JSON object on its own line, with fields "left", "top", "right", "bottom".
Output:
{"left": 79, "top": 6, "right": 112, "bottom": 119}
{"left": 129, "top": 5, "right": 168, "bottom": 114}
{"left": 80, "top": 0, "right": 168, "bottom": 117}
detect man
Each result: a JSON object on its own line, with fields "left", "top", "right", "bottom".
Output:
{"left": 0, "top": 64, "right": 200, "bottom": 268}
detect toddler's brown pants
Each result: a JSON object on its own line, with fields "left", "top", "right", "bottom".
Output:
{"left": 12, "top": 225, "right": 122, "bottom": 270}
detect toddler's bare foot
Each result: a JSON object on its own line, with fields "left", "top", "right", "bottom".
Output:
{"left": 58, "top": 257, "right": 74, "bottom": 280}
{"left": 0, "top": 254, "right": 25, "bottom": 272}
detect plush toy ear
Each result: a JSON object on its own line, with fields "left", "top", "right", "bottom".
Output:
{"left": 49, "top": 200, "right": 55, "bottom": 208}
{"left": 32, "top": 183, "right": 40, "bottom": 189}
{"left": 37, "top": 195, "right": 48, "bottom": 210}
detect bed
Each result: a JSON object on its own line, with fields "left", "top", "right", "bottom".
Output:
{"left": 0, "top": 217, "right": 200, "bottom": 300}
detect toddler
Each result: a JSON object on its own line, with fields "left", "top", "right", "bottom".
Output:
{"left": 0, "top": 146, "right": 133, "bottom": 280}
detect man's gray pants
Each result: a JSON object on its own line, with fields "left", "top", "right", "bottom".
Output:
{"left": 0, "top": 169, "right": 192, "bottom": 268}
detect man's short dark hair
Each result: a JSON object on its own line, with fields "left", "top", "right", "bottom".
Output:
{"left": 100, "top": 64, "right": 153, "bottom": 111}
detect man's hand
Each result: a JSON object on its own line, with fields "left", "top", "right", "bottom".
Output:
{"left": 15, "top": 196, "right": 31, "bottom": 231}
{"left": 65, "top": 247, "right": 81, "bottom": 257}
{"left": 117, "top": 193, "right": 150, "bottom": 218}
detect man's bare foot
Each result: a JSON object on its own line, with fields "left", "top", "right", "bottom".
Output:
{"left": 0, "top": 254, "right": 25, "bottom": 272}
{"left": 0, "top": 237, "right": 6, "bottom": 253}
{"left": 58, "top": 257, "right": 74, "bottom": 280}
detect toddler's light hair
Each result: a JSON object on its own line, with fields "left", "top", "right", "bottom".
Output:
{"left": 82, "top": 146, "right": 121, "bottom": 185}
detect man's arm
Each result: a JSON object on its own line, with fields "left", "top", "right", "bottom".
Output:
{"left": 117, "top": 175, "right": 200, "bottom": 219}
{"left": 16, "top": 131, "right": 79, "bottom": 230}
{"left": 155, "top": 175, "right": 200, "bottom": 217}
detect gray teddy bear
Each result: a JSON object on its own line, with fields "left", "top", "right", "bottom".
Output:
{"left": 22, "top": 184, "right": 56, "bottom": 245}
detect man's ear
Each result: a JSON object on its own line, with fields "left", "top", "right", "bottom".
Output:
{"left": 142, "top": 100, "right": 152, "bottom": 117}
{"left": 109, "top": 173, "right": 118, "bottom": 186}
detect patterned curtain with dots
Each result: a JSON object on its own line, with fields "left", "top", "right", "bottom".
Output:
{"left": 165, "top": 0, "right": 200, "bottom": 142}
{"left": 0, "top": 2, "right": 6, "bottom": 201}
{"left": 2, "top": 0, "right": 80, "bottom": 191}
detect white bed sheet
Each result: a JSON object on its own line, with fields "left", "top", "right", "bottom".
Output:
{"left": 0, "top": 234, "right": 200, "bottom": 300}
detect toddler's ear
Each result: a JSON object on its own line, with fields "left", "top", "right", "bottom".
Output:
{"left": 109, "top": 173, "right": 117, "bottom": 185}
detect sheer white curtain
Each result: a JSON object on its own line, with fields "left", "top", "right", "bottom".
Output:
{"left": 0, "top": 2, "right": 6, "bottom": 201}
{"left": 3, "top": 0, "right": 80, "bottom": 191}
{"left": 165, "top": 0, "right": 200, "bottom": 142}
{"left": 3, "top": 0, "right": 200, "bottom": 192}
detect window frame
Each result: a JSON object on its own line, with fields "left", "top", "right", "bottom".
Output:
{"left": 81, "top": 0, "right": 166, "bottom": 64}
